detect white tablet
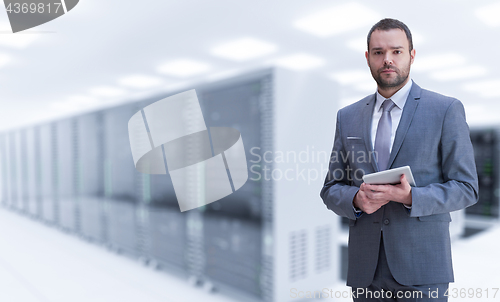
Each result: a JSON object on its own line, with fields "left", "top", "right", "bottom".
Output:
{"left": 362, "top": 165, "right": 416, "bottom": 186}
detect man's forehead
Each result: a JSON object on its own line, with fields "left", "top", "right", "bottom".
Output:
{"left": 369, "top": 29, "right": 408, "bottom": 49}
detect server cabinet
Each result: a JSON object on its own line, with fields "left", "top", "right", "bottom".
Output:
{"left": 77, "top": 112, "right": 106, "bottom": 242}
{"left": 203, "top": 214, "right": 262, "bottom": 297}
{"left": 103, "top": 104, "right": 142, "bottom": 255}
{"left": 143, "top": 203, "right": 188, "bottom": 272}
{"left": 139, "top": 69, "right": 339, "bottom": 302}
{"left": 6, "top": 132, "right": 20, "bottom": 209}
{"left": 25, "top": 127, "right": 40, "bottom": 217}
{"left": 136, "top": 88, "right": 190, "bottom": 270}
{"left": 0, "top": 134, "right": 8, "bottom": 207}
{"left": 16, "top": 130, "right": 29, "bottom": 212}
{"left": 468, "top": 129, "right": 500, "bottom": 218}
{"left": 57, "top": 118, "right": 78, "bottom": 232}
{"left": 142, "top": 150, "right": 188, "bottom": 271}
{"left": 39, "top": 123, "right": 57, "bottom": 223}
{"left": 197, "top": 78, "right": 265, "bottom": 299}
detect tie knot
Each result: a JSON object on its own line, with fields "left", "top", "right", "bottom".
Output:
{"left": 382, "top": 99, "right": 396, "bottom": 112}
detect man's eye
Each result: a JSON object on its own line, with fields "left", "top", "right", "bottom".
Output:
{"left": 374, "top": 51, "right": 382, "bottom": 55}
{"left": 394, "top": 50, "right": 401, "bottom": 54}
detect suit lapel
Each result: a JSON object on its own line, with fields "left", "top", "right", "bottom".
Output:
{"left": 362, "top": 94, "right": 378, "bottom": 172}
{"left": 386, "top": 81, "right": 422, "bottom": 170}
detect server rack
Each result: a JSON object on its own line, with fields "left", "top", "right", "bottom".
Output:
{"left": 197, "top": 79, "right": 266, "bottom": 299}
{"left": 57, "top": 118, "right": 78, "bottom": 232}
{"left": 141, "top": 137, "right": 187, "bottom": 273}
{"left": 16, "top": 130, "right": 29, "bottom": 212}
{"left": 0, "top": 68, "right": 340, "bottom": 302}
{"left": 25, "top": 127, "right": 40, "bottom": 217}
{"left": 39, "top": 123, "right": 58, "bottom": 223}
{"left": 468, "top": 129, "right": 500, "bottom": 220}
{"left": 142, "top": 203, "right": 187, "bottom": 272}
{"left": 77, "top": 112, "right": 106, "bottom": 242}
{"left": 103, "top": 104, "right": 142, "bottom": 256}
{"left": 7, "top": 131, "right": 19, "bottom": 209}
{"left": 0, "top": 134, "right": 9, "bottom": 207}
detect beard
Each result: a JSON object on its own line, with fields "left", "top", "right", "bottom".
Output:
{"left": 369, "top": 61, "right": 410, "bottom": 89}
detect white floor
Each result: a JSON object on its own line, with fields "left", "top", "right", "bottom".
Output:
{"left": 0, "top": 208, "right": 236, "bottom": 302}
{"left": 1, "top": 207, "right": 499, "bottom": 302}
{"left": 448, "top": 226, "right": 500, "bottom": 301}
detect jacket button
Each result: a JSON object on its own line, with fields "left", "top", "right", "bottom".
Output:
{"left": 383, "top": 219, "right": 390, "bottom": 225}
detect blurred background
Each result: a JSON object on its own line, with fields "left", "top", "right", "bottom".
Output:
{"left": 1, "top": 0, "right": 500, "bottom": 301}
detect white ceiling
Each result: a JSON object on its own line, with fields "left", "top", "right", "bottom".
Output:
{"left": 1, "top": 0, "right": 499, "bottom": 131}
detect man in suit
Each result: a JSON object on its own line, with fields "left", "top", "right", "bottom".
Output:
{"left": 320, "top": 18, "right": 478, "bottom": 301}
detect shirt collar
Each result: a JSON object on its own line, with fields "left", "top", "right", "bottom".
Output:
{"left": 375, "top": 78, "right": 413, "bottom": 112}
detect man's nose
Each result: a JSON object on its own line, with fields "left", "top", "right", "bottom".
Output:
{"left": 383, "top": 55, "right": 393, "bottom": 65}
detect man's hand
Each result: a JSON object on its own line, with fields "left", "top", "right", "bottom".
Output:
{"left": 353, "top": 174, "right": 412, "bottom": 214}
{"left": 353, "top": 184, "right": 390, "bottom": 214}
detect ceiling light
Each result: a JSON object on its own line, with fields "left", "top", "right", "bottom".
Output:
{"left": 157, "top": 59, "right": 210, "bottom": 77}
{"left": 50, "top": 101, "right": 74, "bottom": 112}
{"left": 0, "top": 22, "right": 39, "bottom": 48}
{"left": 463, "top": 79, "right": 500, "bottom": 98}
{"left": 430, "top": 65, "right": 487, "bottom": 81}
{"left": 294, "top": 3, "right": 380, "bottom": 37}
{"left": 211, "top": 38, "right": 277, "bottom": 61}
{"left": 329, "top": 70, "right": 372, "bottom": 85}
{"left": 0, "top": 35, "right": 39, "bottom": 48}
{"left": 412, "top": 54, "right": 465, "bottom": 72}
{"left": 0, "top": 53, "right": 12, "bottom": 68}
{"left": 118, "top": 75, "right": 163, "bottom": 89}
{"left": 464, "top": 104, "right": 498, "bottom": 126}
{"left": 89, "top": 86, "right": 126, "bottom": 97}
{"left": 67, "top": 95, "right": 99, "bottom": 107}
{"left": 412, "top": 31, "right": 425, "bottom": 45}
{"left": 206, "top": 69, "right": 242, "bottom": 81}
{"left": 51, "top": 95, "right": 99, "bottom": 112}
{"left": 476, "top": 2, "right": 500, "bottom": 27}
{"left": 346, "top": 37, "right": 367, "bottom": 53}
{"left": 273, "top": 53, "right": 324, "bottom": 70}
{"left": 463, "top": 104, "right": 485, "bottom": 115}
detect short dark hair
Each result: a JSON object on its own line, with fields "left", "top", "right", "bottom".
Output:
{"left": 367, "top": 18, "right": 413, "bottom": 51}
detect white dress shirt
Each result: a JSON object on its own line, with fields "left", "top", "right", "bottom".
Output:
{"left": 371, "top": 79, "right": 413, "bottom": 151}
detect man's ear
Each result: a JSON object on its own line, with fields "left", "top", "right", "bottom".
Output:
{"left": 410, "top": 49, "right": 416, "bottom": 65}
{"left": 365, "top": 50, "right": 369, "bottom": 65}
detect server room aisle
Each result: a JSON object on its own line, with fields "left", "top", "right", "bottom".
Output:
{"left": 0, "top": 208, "right": 236, "bottom": 302}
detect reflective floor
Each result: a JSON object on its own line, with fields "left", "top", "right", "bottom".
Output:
{"left": 1, "top": 206, "right": 498, "bottom": 302}
{"left": 0, "top": 208, "right": 236, "bottom": 302}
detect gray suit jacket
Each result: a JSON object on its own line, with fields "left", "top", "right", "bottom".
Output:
{"left": 320, "top": 81, "right": 479, "bottom": 287}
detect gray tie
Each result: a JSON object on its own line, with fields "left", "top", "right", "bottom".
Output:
{"left": 374, "top": 99, "right": 396, "bottom": 171}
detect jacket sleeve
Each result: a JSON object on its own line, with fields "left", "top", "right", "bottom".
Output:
{"left": 409, "top": 100, "right": 479, "bottom": 217}
{"left": 320, "top": 110, "right": 360, "bottom": 220}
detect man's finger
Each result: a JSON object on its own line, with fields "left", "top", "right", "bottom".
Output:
{"left": 364, "top": 183, "right": 390, "bottom": 192}
{"left": 365, "top": 192, "right": 390, "bottom": 203}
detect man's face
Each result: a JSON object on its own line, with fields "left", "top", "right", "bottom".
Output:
{"left": 365, "top": 29, "right": 415, "bottom": 89}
